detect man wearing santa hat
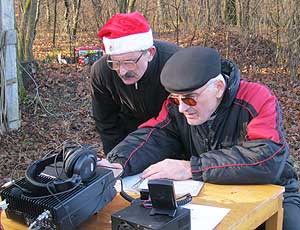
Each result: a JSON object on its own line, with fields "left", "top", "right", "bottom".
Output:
{"left": 91, "top": 12, "right": 180, "bottom": 155}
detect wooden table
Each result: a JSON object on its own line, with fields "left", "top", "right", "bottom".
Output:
{"left": 1, "top": 183, "right": 284, "bottom": 230}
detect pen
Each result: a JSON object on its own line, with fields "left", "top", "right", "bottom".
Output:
{"left": 132, "top": 177, "right": 144, "bottom": 189}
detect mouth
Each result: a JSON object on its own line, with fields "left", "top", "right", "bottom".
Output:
{"left": 184, "top": 113, "right": 197, "bottom": 119}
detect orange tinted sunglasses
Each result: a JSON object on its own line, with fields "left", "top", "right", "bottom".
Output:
{"left": 168, "top": 94, "right": 197, "bottom": 106}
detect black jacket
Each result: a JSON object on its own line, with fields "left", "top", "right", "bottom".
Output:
{"left": 91, "top": 40, "right": 180, "bottom": 154}
{"left": 108, "top": 59, "right": 299, "bottom": 191}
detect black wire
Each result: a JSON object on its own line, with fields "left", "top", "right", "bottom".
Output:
{"left": 97, "top": 165, "right": 136, "bottom": 203}
{"left": 21, "top": 181, "right": 81, "bottom": 200}
{"left": 119, "top": 179, "right": 135, "bottom": 203}
{"left": 176, "top": 193, "right": 192, "bottom": 206}
{"left": 46, "top": 181, "right": 75, "bottom": 228}
{"left": 142, "top": 193, "right": 192, "bottom": 208}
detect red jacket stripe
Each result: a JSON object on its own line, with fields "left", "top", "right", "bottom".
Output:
{"left": 236, "top": 81, "right": 280, "bottom": 143}
{"left": 139, "top": 100, "right": 171, "bottom": 128}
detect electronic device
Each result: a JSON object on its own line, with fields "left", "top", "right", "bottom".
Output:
{"left": 1, "top": 167, "right": 116, "bottom": 230}
{"left": 148, "top": 179, "right": 177, "bottom": 217}
{"left": 111, "top": 179, "right": 191, "bottom": 230}
{"left": 111, "top": 201, "right": 191, "bottom": 230}
{"left": 0, "top": 145, "right": 117, "bottom": 230}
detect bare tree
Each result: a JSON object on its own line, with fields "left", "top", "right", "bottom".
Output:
{"left": 71, "top": 0, "right": 81, "bottom": 39}
{"left": 156, "top": 0, "right": 169, "bottom": 34}
{"left": 224, "top": 0, "right": 237, "bottom": 25}
{"left": 46, "top": 0, "right": 50, "bottom": 27}
{"left": 116, "top": 0, "right": 137, "bottom": 13}
{"left": 117, "top": 0, "right": 127, "bottom": 13}
{"left": 91, "top": 0, "right": 104, "bottom": 29}
{"left": 206, "top": 0, "right": 211, "bottom": 29}
{"left": 128, "top": 0, "right": 136, "bottom": 12}
{"left": 17, "top": 0, "right": 40, "bottom": 62}
{"left": 236, "top": 0, "right": 250, "bottom": 30}
{"left": 285, "top": 0, "right": 300, "bottom": 81}
{"left": 52, "top": 0, "right": 57, "bottom": 47}
{"left": 64, "top": 0, "right": 71, "bottom": 37}
{"left": 166, "top": 0, "right": 182, "bottom": 44}
{"left": 11, "top": 0, "right": 300, "bottom": 79}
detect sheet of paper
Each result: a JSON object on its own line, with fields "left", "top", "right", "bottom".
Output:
{"left": 116, "top": 173, "right": 204, "bottom": 196}
{"left": 183, "top": 203, "right": 230, "bottom": 230}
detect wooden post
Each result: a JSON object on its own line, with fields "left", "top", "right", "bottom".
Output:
{"left": 0, "top": 0, "right": 21, "bottom": 132}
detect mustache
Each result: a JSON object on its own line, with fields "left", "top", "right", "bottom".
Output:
{"left": 119, "top": 71, "right": 136, "bottom": 79}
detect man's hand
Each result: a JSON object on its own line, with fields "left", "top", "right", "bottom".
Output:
{"left": 97, "top": 159, "right": 123, "bottom": 178}
{"left": 141, "top": 159, "right": 192, "bottom": 180}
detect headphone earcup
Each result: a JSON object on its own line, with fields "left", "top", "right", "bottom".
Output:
{"left": 73, "top": 152, "right": 97, "bottom": 181}
{"left": 64, "top": 147, "right": 83, "bottom": 178}
{"left": 64, "top": 148, "right": 97, "bottom": 181}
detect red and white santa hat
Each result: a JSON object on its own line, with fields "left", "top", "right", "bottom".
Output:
{"left": 98, "top": 12, "right": 153, "bottom": 55}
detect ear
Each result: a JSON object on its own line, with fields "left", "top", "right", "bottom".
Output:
{"left": 147, "top": 46, "right": 156, "bottom": 62}
{"left": 215, "top": 79, "right": 225, "bottom": 99}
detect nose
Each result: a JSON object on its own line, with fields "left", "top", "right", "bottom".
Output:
{"left": 119, "top": 64, "right": 127, "bottom": 75}
{"left": 178, "top": 100, "right": 190, "bottom": 113}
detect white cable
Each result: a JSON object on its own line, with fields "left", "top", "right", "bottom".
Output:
{"left": 27, "top": 210, "right": 50, "bottom": 230}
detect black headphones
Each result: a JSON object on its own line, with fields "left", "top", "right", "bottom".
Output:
{"left": 25, "top": 146, "right": 97, "bottom": 193}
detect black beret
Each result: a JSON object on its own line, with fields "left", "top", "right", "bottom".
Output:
{"left": 161, "top": 47, "right": 221, "bottom": 93}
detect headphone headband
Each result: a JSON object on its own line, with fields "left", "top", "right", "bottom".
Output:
{"left": 25, "top": 146, "right": 97, "bottom": 193}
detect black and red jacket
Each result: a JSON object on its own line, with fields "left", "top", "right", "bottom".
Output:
{"left": 108, "top": 59, "right": 298, "bottom": 189}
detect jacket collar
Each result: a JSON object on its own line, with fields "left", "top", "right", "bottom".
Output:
{"left": 219, "top": 59, "right": 240, "bottom": 110}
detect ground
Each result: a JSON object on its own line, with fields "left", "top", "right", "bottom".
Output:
{"left": 0, "top": 30, "right": 299, "bottom": 185}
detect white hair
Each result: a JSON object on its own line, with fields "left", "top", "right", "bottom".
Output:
{"left": 208, "top": 73, "right": 225, "bottom": 85}
{"left": 207, "top": 73, "right": 226, "bottom": 91}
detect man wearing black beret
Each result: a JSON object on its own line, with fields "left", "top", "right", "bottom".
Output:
{"left": 99, "top": 47, "right": 300, "bottom": 229}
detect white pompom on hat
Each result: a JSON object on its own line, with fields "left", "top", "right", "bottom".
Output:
{"left": 98, "top": 12, "right": 153, "bottom": 55}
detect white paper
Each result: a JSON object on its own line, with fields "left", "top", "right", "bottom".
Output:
{"left": 116, "top": 173, "right": 204, "bottom": 196}
{"left": 183, "top": 203, "right": 230, "bottom": 230}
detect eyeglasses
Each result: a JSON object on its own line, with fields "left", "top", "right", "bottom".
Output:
{"left": 168, "top": 94, "right": 198, "bottom": 106}
{"left": 168, "top": 81, "right": 213, "bottom": 106}
{"left": 106, "top": 52, "right": 145, "bottom": 71}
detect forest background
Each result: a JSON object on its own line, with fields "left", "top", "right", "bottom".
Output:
{"left": 0, "top": 0, "right": 299, "bottom": 184}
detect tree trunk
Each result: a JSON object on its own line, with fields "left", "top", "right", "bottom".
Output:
{"left": 206, "top": 0, "right": 211, "bottom": 29}
{"left": 52, "top": 0, "right": 58, "bottom": 47}
{"left": 71, "top": 0, "right": 81, "bottom": 39}
{"left": 224, "top": 0, "right": 237, "bottom": 25}
{"left": 46, "top": 0, "right": 50, "bottom": 27}
{"left": 214, "top": 0, "right": 223, "bottom": 25}
{"left": 34, "top": 0, "right": 40, "bottom": 40}
{"left": 236, "top": 0, "right": 250, "bottom": 30}
{"left": 18, "top": 0, "right": 40, "bottom": 62}
{"left": 17, "top": 0, "right": 31, "bottom": 61}
{"left": 117, "top": 0, "right": 127, "bottom": 13}
{"left": 24, "top": 0, "right": 38, "bottom": 62}
{"left": 244, "top": 0, "right": 250, "bottom": 30}
{"left": 157, "top": 0, "right": 168, "bottom": 32}
{"left": 235, "top": 0, "right": 242, "bottom": 27}
{"left": 91, "top": 0, "right": 103, "bottom": 29}
{"left": 127, "top": 0, "right": 136, "bottom": 13}
{"left": 64, "top": 0, "right": 71, "bottom": 36}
